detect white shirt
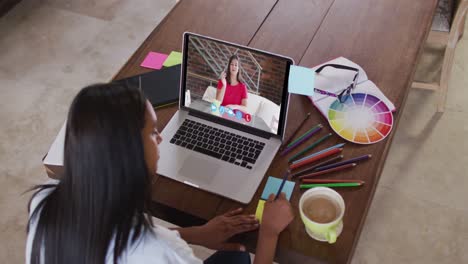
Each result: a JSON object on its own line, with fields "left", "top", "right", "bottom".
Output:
{"left": 25, "top": 184, "right": 203, "bottom": 264}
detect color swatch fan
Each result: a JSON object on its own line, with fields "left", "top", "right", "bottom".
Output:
{"left": 328, "top": 93, "right": 393, "bottom": 144}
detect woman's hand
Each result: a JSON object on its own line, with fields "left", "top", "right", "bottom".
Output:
{"left": 216, "top": 71, "right": 227, "bottom": 101}
{"left": 260, "top": 193, "right": 294, "bottom": 237}
{"left": 253, "top": 193, "right": 294, "bottom": 264}
{"left": 198, "top": 208, "right": 259, "bottom": 251}
{"left": 220, "top": 71, "right": 227, "bottom": 87}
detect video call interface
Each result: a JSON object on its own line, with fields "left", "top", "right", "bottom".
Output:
{"left": 184, "top": 35, "right": 289, "bottom": 134}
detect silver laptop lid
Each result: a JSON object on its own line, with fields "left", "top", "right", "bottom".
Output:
{"left": 179, "top": 32, "right": 294, "bottom": 140}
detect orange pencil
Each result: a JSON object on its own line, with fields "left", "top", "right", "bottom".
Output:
{"left": 301, "top": 179, "right": 364, "bottom": 184}
{"left": 289, "top": 148, "right": 343, "bottom": 170}
{"left": 298, "top": 163, "right": 356, "bottom": 179}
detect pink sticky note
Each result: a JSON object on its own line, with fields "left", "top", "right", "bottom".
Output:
{"left": 140, "top": 52, "right": 168, "bottom": 70}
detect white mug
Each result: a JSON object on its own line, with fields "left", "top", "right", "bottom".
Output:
{"left": 299, "top": 187, "right": 345, "bottom": 243}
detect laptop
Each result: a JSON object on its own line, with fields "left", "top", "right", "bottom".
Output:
{"left": 157, "top": 32, "right": 293, "bottom": 204}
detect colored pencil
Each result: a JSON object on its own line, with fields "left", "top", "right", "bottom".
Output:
{"left": 314, "top": 154, "right": 372, "bottom": 172}
{"left": 275, "top": 170, "right": 290, "bottom": 200}
{"left": 290, "top": 155, "right": 344, "bottom": 178}
{"left": 282, "top": 112, "right": 311, "bottom": 148}
{"left": 286, "top": 123, "right": 321, "bottom": 149}
{"left": 300, "top": 182, "right": 363, "bottom": 189}
{"left": 298, "top": 163, "right": 356, "bottom": 179}
{"left": 288, "top": 133, "right": 332, "bottom": 162}
{"left": 281, "top": 125, "right": 322, "bottom": 156}
{"left": 301, "top": 179, "right": 365, "bottom": 184}
{"left": 290, "top": 148, "right": 343, "bottom": 170}
{"left": 291, "top": 143, "right": 346, "bottom": 164}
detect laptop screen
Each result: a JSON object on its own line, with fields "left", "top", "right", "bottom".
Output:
{"left": 181, "top": 33, "right": 292, "bottom": 136}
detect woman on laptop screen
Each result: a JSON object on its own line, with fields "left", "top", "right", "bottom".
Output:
{"left": 26, "top": 82, "right": 293, "bottom": 264}
{"left": 216, "top": 55, "right": 248, "bottom": 108}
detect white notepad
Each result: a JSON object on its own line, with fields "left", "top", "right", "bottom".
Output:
{"left": 43, "top": 121, "right": 66, "bottom": 166}
{"left": 308, "top": 57, "right": 395, "bottom": 117}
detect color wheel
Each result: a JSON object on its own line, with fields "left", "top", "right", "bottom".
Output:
{"left": 328, "top": 93, "right": 393, "bottom": 144}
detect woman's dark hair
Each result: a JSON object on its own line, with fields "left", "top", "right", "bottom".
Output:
{"left": 226, "top": 54, "right": 243, "bottom": 85}
{"left": 27, "top": 82, "right": 154, "bottom": 264}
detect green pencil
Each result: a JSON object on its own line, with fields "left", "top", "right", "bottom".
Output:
{"left": 300, "top": 182, "right": 363, "bottom": 189}
{"left": 288, "top": 133, "right": 332, "bottom": 162}
{"left": 287, "top": 124, "right": 322, "bottom": 148}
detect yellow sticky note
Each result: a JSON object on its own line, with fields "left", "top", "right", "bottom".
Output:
{"left": 163, "top": 51, "right": 182, "bottom": 67}
{"left": 255, "top": 200, "right": 266, "bottom": 223}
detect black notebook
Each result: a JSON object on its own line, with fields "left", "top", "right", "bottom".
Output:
{"left": 116, "top": 65, "right": 180, "bottom": 108}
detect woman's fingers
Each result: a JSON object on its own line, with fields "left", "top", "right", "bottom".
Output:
{"left": 222, "top": 211, "right": 260, "bottom": 237}
{"left": 230, "top": 215, "right": 258, "bottom": 226}
{"left": 267, "top": 193, "right": 275, "bottom": 202}
{"left": 224, "top": 207, "right": 243, "bottom": 217}
{"left": 230, "top": 222, "right": 259, "bottom": 236}
{"left": 279, "top": 192, "right": 287, "bottom": 200}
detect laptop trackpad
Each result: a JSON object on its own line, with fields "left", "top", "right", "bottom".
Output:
{"left": 178, "top": 156, "right": 218, "bottom": 184}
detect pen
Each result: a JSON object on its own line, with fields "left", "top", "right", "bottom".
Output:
{"left": 275, "top": 170, "right": 290, "bottom": 200}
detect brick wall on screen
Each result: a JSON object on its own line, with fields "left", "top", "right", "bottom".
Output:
{"left": 250, "top": 53, "right": 286, "bottom": 105}
{"left": 186, "top": 41, "right": 287, "bottom": 105}
{"left": 186, "top": 42, "right": 217, "bottom": 100}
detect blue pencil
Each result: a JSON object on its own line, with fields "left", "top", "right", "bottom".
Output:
{"left": 275, "top": 170, "right": 290, "bottom": 200}
{"left": 314, "top": 154, "right": 372, "bottom": 171}
{"left": 288, "top": 133, "right": 332, "bottom": 162}
{"left": 291, "top": 143, "right": 346, "bottom": 164}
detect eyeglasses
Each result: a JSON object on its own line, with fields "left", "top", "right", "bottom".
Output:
{"left": 313, "top": 64, "right": 360, "bottom": 103}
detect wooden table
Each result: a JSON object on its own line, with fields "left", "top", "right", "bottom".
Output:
{"left": 111, "top": 0, "right": 438, "bottom": 263}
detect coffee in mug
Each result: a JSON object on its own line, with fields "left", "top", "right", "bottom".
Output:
{"left": 302, "top": 196, "right": 340, "bottom": 224}
{"left": 299, "top": 187, "right": 345, "bottom": 243}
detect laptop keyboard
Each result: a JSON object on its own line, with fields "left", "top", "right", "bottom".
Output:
{"left": 169, "top": 119, "right": 265, "bottom": 169}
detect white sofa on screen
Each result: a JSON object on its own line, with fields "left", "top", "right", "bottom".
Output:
{"left": 201, "top": 86, "right": 280, "bottom": 133}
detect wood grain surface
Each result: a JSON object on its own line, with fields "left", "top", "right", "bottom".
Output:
{"left": 110, "top": 0, "right": 438, "bottom": 263}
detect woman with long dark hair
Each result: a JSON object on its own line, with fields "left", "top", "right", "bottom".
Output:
{"left": 27, "top": 82, "right": 293, "bottom": 264}
{"left": 216, "top": 54, "right": 248, "bottom": 108}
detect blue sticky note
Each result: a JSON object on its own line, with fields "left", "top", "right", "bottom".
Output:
{"left": 261, "top": 176, "right": 295, "bottom": 201}
{"left": 288, "top": 65, "right": 315, "bottom": 96}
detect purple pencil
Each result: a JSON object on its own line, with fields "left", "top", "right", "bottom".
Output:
{"left": 314, "top": 154, "right": 372, "bottom": 171}
{"left": 281, "top": 125, "right": 323, "bottom": 156}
